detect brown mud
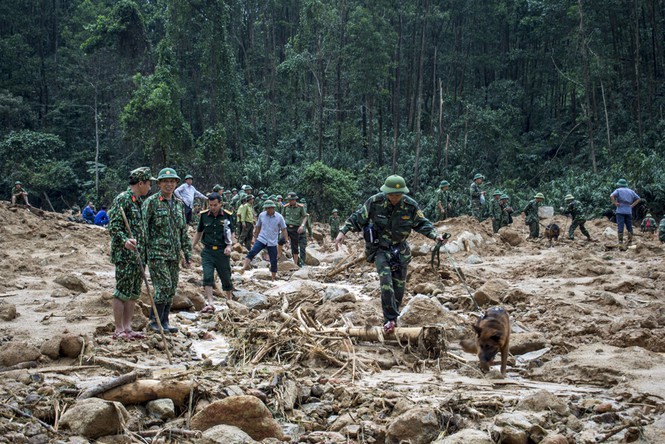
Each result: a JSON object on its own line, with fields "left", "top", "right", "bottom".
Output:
{"left": 0, "top": 201, "right": 664, "bottom": 443}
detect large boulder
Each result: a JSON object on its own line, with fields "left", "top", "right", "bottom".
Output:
{"left": 58, "top": 398, "right": 129, "bottom": 439}
{"left": 516, "top": 390, "right": 569, "bottom": 416}
{"left": 386, "top": 407, "right": 440, "bottom": 444}
{"left": 233, "top": 290, "right": 269, "bottom": 310}
{"left": 190, "top": 395, "right": 284, "bottom": 441}
{"left": 199, "top": 424, "right": 258, "bottom": 444}
{"left": 0, "top": 301, "right": 17, "bottom": 321}
{"left": 473, "top": 279, "right": 510, "bottom": 306}
{"left": 40, "top": 335, "right": 62, "bottom": 360}
{"left": 399, "top": 295, "right": 446, "bottom": 326}
{"left": 54, "top": 274, "right": 88, "bottom": 293}
{"left": 0, "top": 341, "right": 41, "bottom": 367}
{"left": 434, "top": 429, "right": 493, "bottom": 444}
{"left": 510, "top": 332, "right": 548, "bottom": 355}
{"left": 323, "top": 286, "right": 355, "bottom": 303}
{"left": 171, "top": 292, "right": 194, "bottom": 310}
{"left": 499, "top": 227, "right": 523, "bottom": 246}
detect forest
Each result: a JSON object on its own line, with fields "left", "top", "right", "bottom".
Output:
{"left": 1, "top": 0, "right": 664, "bottom": 219}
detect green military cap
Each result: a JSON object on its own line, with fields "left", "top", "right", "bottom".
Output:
{"left": 157, "top": 167, "right": 181, "bottom": 181}
{"left": 276, "top": 194, "right": 283, "bottom": 199}
{"left": 473, "top": 173, "right": 485, "bottom": 181}
{"left": 15, "top": 180, "right": 22, "bottom": 185}
{"left": 241, "top": 184, "right": 253, "bottom": 191}
{"left": 564, "top": 194, "right": 574, "bottom": 201}
{"left": 500, "top": 194, "right": 509, "bottom": 200}
{"left": 616, "top": 178, "right": 628, "bottom": 187}
{"left": 646, "top": 213, "right": 652, "bottom": 217}
{"left": 129, "top": 167, "right": 156, "bottom": 182}
{"left": 232, "top": 188, "right": 238, "bottom": 192}
{"left": 493, "top": 189, "right": 502, "bottom": 196}
{"left": 286, "top": 192, "right": 298, "bottom": 200}
{"left": 212, "top": 184, "right": 223, "bottom": 191}
{"left": 268, "top": 194, "right": 276, "bottom": 200}
{"left": 380, "top": 175, "right": 409, "bottom": 194}
{"left": 184, "top": 174, "right": 194, "bottom": 180}
{"left": 439, "top": 180, "right": 450, "bottom": 187}
{"left": 223, "top": 189, "right": 231, "bottom": 194}
{"left": 263, "top": 200, "right": 276, "bottom": 209}
{"left": 332, "top": 208, "right": 338, "bottom": 213}
{"left": 534, "top": 192, "right": 545, "bottom": 199}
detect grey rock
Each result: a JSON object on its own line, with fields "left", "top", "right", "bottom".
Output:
{"left": 386, "top": 407, "right": 440, "bottom": 444}
{"left": 0, "top": 341, "right": 41, "bottom": 367}
{"left": 399, "top": 295, "right": 446, "bottom": 326}
{"left": 466, "top": 254, "right": 483, "bottom": 264}
{"left": 324, "top": 286, "right": 355, "bottom": 303}
{"left": 54, "top": 274, "right": 88, "bottom": 293}
{"left": 199, "top": 424, "right": 258, "bottom": 444}
{"left": 433, "top": 429, "right": 493, "bottom": 444}
{"left": 233, "top": 290, "right": 269, "bottom": 310}
{"left": 146, "top": 398, "right": 175, "bottom": 420}
{"left": 58, "top": 398, "right": 129, "bottom": 439}
{"left": 0, "top": 301, "right": 17, "bottom": 321}
{"left": 517, "top": 390, "right": 569, "bottom": 416}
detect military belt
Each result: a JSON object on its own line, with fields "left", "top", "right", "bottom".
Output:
{"left": 204, "top": 244, "right": 225, "bottom": 250}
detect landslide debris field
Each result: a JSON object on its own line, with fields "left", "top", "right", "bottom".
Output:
{"left": 1, "top": 201, "right": 664, "bottom": 444}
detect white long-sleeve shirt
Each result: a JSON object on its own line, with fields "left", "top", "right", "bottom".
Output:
{"left": 174, "top": 183, "right": 207, "bottom": 207}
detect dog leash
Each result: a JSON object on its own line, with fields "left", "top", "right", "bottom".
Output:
{"left": 442, "top": 247, "right": 481, "bottom": 312}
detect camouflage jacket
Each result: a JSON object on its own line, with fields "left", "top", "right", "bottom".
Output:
{"left": 12, "top": 185, "right": 27, "bottom": 196}
{"left": 108, "top": 188, "right": 147, "bottom": 264}
{"left": 522, "top": 199, "right": 541, "bottom": 223}
{"left": 437, "top": 190, "right": 452, "bottom": 209}
{"left": 143, "top": 191, "right": 192, "bottom": 262}
{"left": 659, "top": 218, "right": 665, "bottom": 242}
{"left": 563, "top": 200, "right": 587, "bottom": 222}
{"left": 641, "top": 217, "right": 656, "bottom": 231}
{"left": 329, "top": 215, "right": 340, "bottom": 234}
{"left": 488, "top": 198, "right": 502, "bottom": 219}
{"left": 469, "top": 182, "right": 483, "bottom": 203}
{"left": 340, "top": 193, "right": 438, "bottom": 247}
{"left": 499, "top": 202, "right": 513, "bottom": 227}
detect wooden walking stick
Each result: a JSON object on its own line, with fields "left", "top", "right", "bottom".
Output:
{"left": 120, "top": 207, "right": 172, "bottom": 364}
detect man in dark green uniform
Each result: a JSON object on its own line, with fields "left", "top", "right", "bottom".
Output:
{"left": 488, "top": 189, "right": 503, "bottom": 233}
{"left": 436, "top": 180, "right": 453, "bottom": 221}
{"left": 498, "top": 194, "right": 513, "bottom": 229}
{"left": 300, "top": 197, "right": 313, "bottom": 265}
{"left": 11, "top": 181, "right": 30, "bottom": 206}
{"left": 561, "top": 194, "right": 592, "bottom": 241}
{"left": 659, "top": 217, "right": 665, "bottom": 243}
{"left": 282, "top": 192, "right": 308, "bottom": 267}
{"left": 329, "top": 209, "right": 340, "bottom": 240}
{"left": 522, "top": 192, "right": 544, "bottom": 239}
{"left": 469, "top": 173, "right": 486, "bottom": 220}
{"left": 192, "top": 192, "right": 235, "bottom": 312}
{"left": 108, "top": 167, "right": 154, "bottom": 340}
{"left": 143, "top": 168, "right": 192, "bottom": 333}
{"left": 335, "top": 175, "right": 449, "bottom": 333}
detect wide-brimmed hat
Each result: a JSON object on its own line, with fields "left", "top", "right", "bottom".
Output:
{"left": 184, "top": 174, "right": 194, "bottom": 180}
{"left": 493, "top": 189, "right": 502, "bottom": 196}
{"left": 286, "top": 192, "right": 298, "bottom": 200}
{"left": 14, "top": 180, "right": 22, "bottom": 185}
{"left": 616, "top": 178, "right": 628, "bottom": 187}
{"left": 564, "top": 194, "right": 574, "bottom": 201}
{"left": 473, "top": 173, "right": 485, "bottom": 181}
{"left": 263, "top": 200, "right": 276, "bottom": 209}
{"left": 439, "top": 180, "right": 450, "bottom": 187}
{"left": 157, "top": 168, "right": 180, "bottom": 181}
{"left": 534, "top": 192, "right": 545, "bottom": 199}
{"left": 380, "top": 175, "right": 409, "bottom": 194}
{"left": 500, "top": 194, "right": 509, "bottom": 200}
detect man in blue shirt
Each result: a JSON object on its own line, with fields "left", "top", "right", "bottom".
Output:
{"left": 610, "top": 178, "right": 641, "bottom": 248}
{"left": 94, "top": 206, "right": 109, "bottom": 226}
{"left": 241, "top": 200, "right": 288, "bottom": 281}
{"left": 82, "top": 202, "right": 96, "bottom": 224}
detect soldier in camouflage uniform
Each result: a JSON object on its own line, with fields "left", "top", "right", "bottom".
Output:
{"left": 11, "top": 181, "right": 30, "bottom": 206}
{"left": 108, "top": 167, "right": 155, "bottom": 340}
{"left": 143, "top": 168, "right": 193, "bottom": 333}
{"left": 436, "top": 180, "right": 453, "bottom": 221}
{"left": 641, "top": 213, "right": 657, "bottom": 240}
{"left": 561, "top": 194, "right": 592, "bottom": 241}
{"left": 522, "top": 192, "right": 544, "bottom": 239}
{"left": 335, "top": 175, "right": 449, "bottom": 333}
{"left": 498, "top": 194, "right": 513, "bottom": 229}
{"left": 329, "top": 209, "right": 340, "bottom": 240}
{"left": 488, "top": 189, "right": 503, "bottom": 233}
{"left": 300, "top": 198, "right": 313, "bottom": 265}
{"left": 659, "top": 217, "right": 665, "bottom": 243}
{"left": 469, "top": 173, "right": 486, "bottom": 221}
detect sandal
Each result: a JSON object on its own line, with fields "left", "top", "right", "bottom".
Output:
{"left": 112, "top": 331, "right": 132, "bottom": 341}
{"left": 201, "top": 305, "right": 216, "bottom": 314}
{"left": 125, "top": 330, "right": 146, "bottom": 340}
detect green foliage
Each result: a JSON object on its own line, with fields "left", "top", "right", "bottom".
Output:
{"left": 299, "top": 162, "right": 357, "bottom": 218}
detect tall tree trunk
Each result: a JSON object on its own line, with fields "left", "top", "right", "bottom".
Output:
{"left": 632, "top": 0, "right": 643, "bottom": 142}
{"left": 578, "top": 0, "right": 597, "bottom": 173}
{"left": 429, "top": 46, "right": 437, "bottom": 137}
{"left": 378, "top": 104, "right": 384, "bottom": 166}
{"left": 413, "top": 0, "right": 428, "bottom": 192}
{"left": 391, "top": 12, "right": 403, "bottom": 173}
{"left": 436, "top": 79, "right": 443, "bottom": 169}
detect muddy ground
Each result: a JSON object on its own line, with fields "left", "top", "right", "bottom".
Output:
{"left": 0, "top": 200, "right": 664, "bottom": 443}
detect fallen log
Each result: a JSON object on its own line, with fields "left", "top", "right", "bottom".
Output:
{"left": 326, "top": 254, "right": 365, "bottom": 278}
{"left": 78, "top": 371, "right": 139, "bottom": 399}
{"left": 100, "top": 379, "right": 197, "bottom": 407}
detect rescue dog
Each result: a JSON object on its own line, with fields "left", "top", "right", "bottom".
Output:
{"left": 543, "top": 223, "right": 560, "bottom": 246}
{"left": 461, "top": 307, "right": 511, "bottom": 376}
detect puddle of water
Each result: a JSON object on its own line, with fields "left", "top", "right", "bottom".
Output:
{"left": 189, "top": 332, "right": 231, "bottom": 366}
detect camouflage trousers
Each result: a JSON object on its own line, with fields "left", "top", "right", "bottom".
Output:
{"left": 201, "top": 247, "right": 233, "bottom": 291}
{"left": 375, "top": 247, "right": 410, "bottom": 323}
{"left": 569, "top": 219, "right": 590, "bottom": 239}
{"left": 148, "top": 259, "right": 180, "bottom": 304}
{"left": 113, "top": 260, "right": 143, "bottom": 302}
{"left": 239, "top": 222, "right": 254, "bottom": 251}
{"left": 471, "top": 201, "right": 483, "bottom": 221}
{"left": 527, "top": 219, "right": 539, "bottom": 238}
{"left": 492, "top": 218, "right": 500, "bottom": 233}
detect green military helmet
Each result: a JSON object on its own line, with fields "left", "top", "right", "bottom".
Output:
{"left": 564, "top": 194, "right": 575, "bottom": 202}
{"left": 286, "top": 192, "right": 298, "bottom": 200}
{"left": 493, "top": 189, "right": 502, "bottom": 196}
{"left": 212, "top": 184, "right": 223, "bottom": 192}
{"left": 261, "top": 192, "right": 268, "bottom": 198}
{"left": 500, "top": 194, "right": 509, "bottom": 200}
{"left": 332, "top": 208, "right": 338, "bottom": 213}
{"left": 276, "top": 194, "right": 283, "bottom": 199}
{"left": 223, "top": 189, "right": 231, "bottom": 195}
{"left": 473, "top": 173, "right": 485, "bottom": 181}
{"left": 380, "top": 175, "right": 409, "bottom": 194}
{"left": 616, "top": 178, "right": 628, "bottom": 187}
{"left": 263, "top": 199, "right": 276, "bottom": 209}
{"left": 157, "top": 167, "right": 181, "bottom": 181}
{"left": 646, "top": 213, "right": 652, "bottom": 217}
{"left": 14, "top": 180, "right": 22, "bottom": 185}
{"left": 439, "top": 180, "right": 450, "bottom": 187}
{"left": 129, "top": 167, "right": 156, "bottom": 182}
{"left": 534, "top": 192, "right": 545, "bottom": 199}
{"left": 184, "top": 174, "right": 194, "bottom": 180}
{"left": 232, "top": 187, "right": 238, "bottom": 192}
{"left": 268, "top": 194, "right": 276, "bottom": 200}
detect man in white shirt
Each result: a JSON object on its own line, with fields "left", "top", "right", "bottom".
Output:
{"left": 174, "top": 174, "right": 207, "bottom": 224}
{"left": 242, "top": 200, "right": 288, "bottom": 281}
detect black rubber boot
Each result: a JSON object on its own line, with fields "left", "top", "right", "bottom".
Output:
{"left": 148, "top": 304, "right": 166, "bottom": 332}
{"left": 160, "top": 303, "right": 178, "bottom": 333}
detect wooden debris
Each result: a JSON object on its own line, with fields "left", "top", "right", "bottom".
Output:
{"left": 100, "top": 379, "right": 197, "bottom": 407}
{"left": 78, "top": 371, "right": 139, "bottom": 399}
